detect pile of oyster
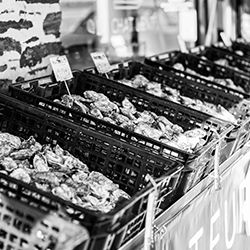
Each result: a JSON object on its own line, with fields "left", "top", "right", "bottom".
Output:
{"left": 173, "top": 62, "right": 246, "bottom": 93}
{"left": 54, "top": 91, "right": 208, "bottom": 153}
{"left": 0, "top": 132, "right": 130, "bottom": 213}
{"left": 119, "top": 74, "right": 238, "bottom": 124}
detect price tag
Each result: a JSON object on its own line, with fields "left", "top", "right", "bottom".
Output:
{"left": 177, "top": 35, "right": 188, "bottom": 53}
{"left": 50, "top": 55, "right": 73, "bottom": 82}
{"left": 90, "top": 52, "right": 111, "bottom": 74}
{"left": 220, "top": 32, "right": 232, "bottom": 48}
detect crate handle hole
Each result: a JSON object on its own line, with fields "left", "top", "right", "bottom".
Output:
{"left": 0, "top": 230, "right": 7, "bottom": 239}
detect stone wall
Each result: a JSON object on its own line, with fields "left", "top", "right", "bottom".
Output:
{"left": 0, "top": 0, "right": 62, "bottom": 92}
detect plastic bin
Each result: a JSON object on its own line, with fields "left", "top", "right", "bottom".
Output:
{"left": 232, "top": 40, "right": 250, "bottom": 57}
{"left": 9, "top": 69, "right": 235, "bottom": 189}
{"left": 212, "top": 40, "right": 250, "bottom": 58}
{"left": 190, "top": 45, "right": 250, "bottom": 75}
{"left": 146, "top": 52, "right": 250, "bottom": 157}
{"left": 117, "top": 61, "right": 250, "bottom": 119}
{"left": 9, "top": 69, "right": 235, "bottom": 193}
{"left": 0, "top": 193, "right": 89, "bottom": 250}
{"left": 0, "top": 93, "right": 183, "bottom": 250}
{"left": 146, "top": 50, "right": 250, "bottom": 93}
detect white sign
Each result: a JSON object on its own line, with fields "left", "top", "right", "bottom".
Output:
{"left": 90, "top": 52, "right": 111, "bottom": 74}
{"left": 49, "top": 55, "right": 73, "bottom": 82}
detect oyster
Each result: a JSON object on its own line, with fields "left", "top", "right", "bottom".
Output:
{"left": 172, "top": 124, "right": 184, "bottom": 135}
{"left": 10, "top": 168, "right": 31, "bottom": 184}
{"left": 112, "top": 113, "right": 130, "bottom": 125}
{"left": 73, "top": 100, "right": 89, "bottom": 113}
{"left": 10, "top": 148, "right": 34, "bottom": 160}
{"left": 71, "top": 94, "right": 88, "bottom": 103}
{"left": 90, "top": 100, "right": 118, "bottom": 116}
{"left": 32, "top": 171, "right": 60, "bottom": 187}
{"left": 0, "top": 144, "right": 14, "bottom": 158}
{"left": 121, "top": 98, "right": 137, "bottom": 114}
{"left": 134, "top": 123, "right": 163, "bottom": 141}
{"left": 0, "top": 133, "right": 21, "bottom": 149}
{"left": 184, "top": 128, "right": 207, "bottom": 138}
{"left": 120, "top": 107, "right": 137, "bottom": 120}
{"left": 52, "top": 184, "right": 74, "bottom": 201}
{"left": 20, "top": 136, "right": 36, "bottom": 149}
{"left": 120, "top": 120, "right": 135, "bottom": 130}
{"left": 89, "top": 108, "right": 103, "bottom": 119}
{"left": 0, "top": 157, "right": 18, "bottom": 172}
{"left": 112, "top": 189, "right": 131, "bottom": 201}
{"left": 61, "top": 94, "right": 73, "bottom": 108}
{"left": 89, "top": 182, "right": 109, "bottom": 200}
{"left": 175, "top": 134, "right": 200, "bottom": 151}
{"left": 136, "top": 111, "right": 156, "bottom": 125}
{"left": 35, "top": 182, "right": 50, "bottom": 192}
{"left": 131, "top": 74, "right": 149, "bottom": 88}
{"left": 72, "top": 170, "right": 89, "bottom": 183}
{"left": 44, "top": 148, "right": 64, "bottom": 168}
{"left": 84, "top": 90, "right": 108, "bottom": 102}
{"left": 33, "top": 152, "right": 49, "bottom": 172}
{"left": 102, "top": 117, "right": 116, "bottom": 124}
{"left": 30, "top": 142, "right": 42, "bottom": 154}
{"left": 88, "top": 171, "right": 119, "bottom": 191}
{"left": 146, "top": 81, "right": 162, "bottom": 97}
{"left": 173, "top": 63, "right": 185, "bottom": 71}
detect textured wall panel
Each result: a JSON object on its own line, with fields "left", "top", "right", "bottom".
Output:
{"left": 0, "top": 0, "right": 62, "bottom": 92}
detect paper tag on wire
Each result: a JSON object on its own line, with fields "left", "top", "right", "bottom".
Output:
{"left": 50, "top": 55, "right": 73, "bottom": 82}
{"left": 90, "top": 52, "right": 111, "bottom": 74}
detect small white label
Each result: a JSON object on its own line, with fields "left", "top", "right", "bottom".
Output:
{"left": 90, "top": 52, "right": 111, "bottom": 74}
{"left": 50, "top": 55, "right": 73, "bottom": 82}
{"left": 220, "top": 32, "right": 232, "bottom": 48}
{"left": 38, "top": 77, "right": 52, "bottom": 86}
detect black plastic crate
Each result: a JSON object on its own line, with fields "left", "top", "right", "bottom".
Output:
{"left": 0, "top": 93, "right": 184, "bottom": 250}
{"left": 191, "top": 45, "right": 250, "bottom": 75}
{"left": 9, "top": 70, "right": 234, "bottom": 191}
{"left": 116, "top": 60, "right": 250, "bottom": 118}
{"left": 147, "top": 50, "right": 250, "bottom": 94}
{"left": 146, "top": 52, "right": 250, "bottom": 157}
{"left": 231, "top": 40, "right": 250, "bottom": 58}
{"left": 212, "top": 40, "right": 250, "bottom": 58}
{"left": 0, "top": 193, "right": 90, "bottom": 250}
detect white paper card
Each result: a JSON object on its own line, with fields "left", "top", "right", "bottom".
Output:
{"left": 90, "top": 52, "right": 111, "bottom": 74}
{"left": 50, "top": 55, "right": 73, "bottom": 82}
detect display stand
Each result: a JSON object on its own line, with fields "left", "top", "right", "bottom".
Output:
{"left": 119, "top": 143, "right": 250, "bottom": 250}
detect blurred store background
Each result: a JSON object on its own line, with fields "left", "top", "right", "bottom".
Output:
{"left": 59, "top": 0, "right": 250, "bottom": 69}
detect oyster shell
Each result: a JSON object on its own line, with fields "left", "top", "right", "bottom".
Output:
{"left": 10, "top": 148, "right": 34, "bottom": 160}
{"left": 10, "top": 168, "right": 31, "bottom": 184}
{"left": 84, "top": 90, "right": 109, "bottom": 102}
{"left": 0, "top": 157, "right": 18, "bottom": 172}
{"left": 33, "top": 152, "right": 49, "bottom": 172}
{"left": 0, "top": 133, "right": 21, "bottom": 149}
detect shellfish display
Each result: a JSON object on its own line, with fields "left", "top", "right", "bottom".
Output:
{"left": 0, "top": 132, "right": 130, "bottom": 213}
{"left": 54, "top": 91, "right": 208, "bottom": 153}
